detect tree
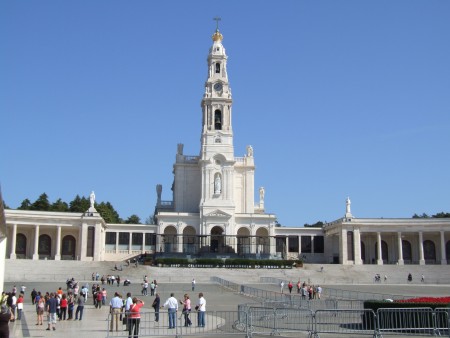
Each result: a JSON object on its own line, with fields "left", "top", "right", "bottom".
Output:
{"left": 18, "top": 199, "right": 32, "bottom": 210}
{"left": 69, "top": 195, "right": 89, "bottom": 212}
{"left": 30, "top": 193, "right": 50, "bottom": 211}
{"left": 433, "top": 212, "right": 450, "bottom": 218}
{"left": 412, "top": 213, "right": 430, "bottom": 218}
{"left": 125, "top": 214, "right": 141, "bottom": 224}
{"left": 145, "top": 214, "right": 155, "bottom": 225}
{"left": 51, "top": 198, "right": 69, "bottom": 212}
{"left": 304, "top": 221, "right": 324, "bottom": 227}
{"left": 96, "top": 202, "right": 121, "bottom": 224}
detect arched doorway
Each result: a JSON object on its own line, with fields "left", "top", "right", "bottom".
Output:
{"left": 16, "top": 233, "right": 27, "bottom": 258}
{"left": 62, "top": 235, "right": 76, "bottom": 260}
{"left": 237, "top": 227, "right": 251, "bottom": 256}
{"left": 38, "top": 234, "right": 52, "bottom": 259}
{"left": 183, "top": 226, "right": 197, "bottom": 254}
{"left": 402, "top": 240, "right": 412, "bottom": 263}
{"left": 375, "top": 240, "right": 388, "bottom": 263}
{"left": 256, "top": 228, "right": 269, "bottom": 255}
{"left": 423, "top": 240, "right": 436, "bottom": 263}
{"left": 163, "top": 226, "right": 177, "bottom": 253}
{"left": 210, "top": 226, "right": 224, "bottom": 253}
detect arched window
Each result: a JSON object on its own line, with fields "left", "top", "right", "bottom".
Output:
{"left": 62, "top": 235, "right": 76, "bottom": 259}
{"left": 402, "top": 240, "right": 412, "bottom": 263}
{"left": 16, "top": 233, "right": 27, "bottom": 256}
{"left": 215, "top": 63, "right": 220, "bottom": 73}
{"left": 423, "top": 240, "right": 436, "bottom": 262}
{"left": 214, "top": 109, "right": 222, "bottom": 130}
{"left": 38, "top": 234, "right": 52, "bottom": 257}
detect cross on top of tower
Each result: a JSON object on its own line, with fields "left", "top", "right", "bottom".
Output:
{"left": 211, "top": 17, "right": 223, "bottom": 42}
{"left": 213, "top": 17, "right": 221, "bottom": 31}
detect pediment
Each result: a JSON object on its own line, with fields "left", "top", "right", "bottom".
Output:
{"left": 204, "top": 209, "right": 232, "bottom": 218}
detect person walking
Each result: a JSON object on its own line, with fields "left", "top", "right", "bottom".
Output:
{"left": 161, "top": 293, "right": 178, "bottom": 329}
{"left": 196, "top": 292, "right": 206, "bottom": 328}
{"left": 124, "top": 292, "right": 133, "bottom": 331}
{"left": 191, "top": 279, "right": 196, "bottom": 292}
{"left": 59, "top": 294, "right": 68, "bottom": 320}
{"left": 180, "top": 294, "right": 192, "bottom": 326}
{"left": 46, "top": 293, "right": 58, "bottom": 331}
{"left": 109, "top": 292, "right": 123, "bottom": 332}
{"left": 16, "top": 294, "right": 24, "bottom": 320}
{"left": 36, "top": 294, "right": 45, "bottom": 325}
{"left": 151, "top": 294, "right": 160, "bottom": 323}
{"left": 75, "top": 293, "right": 85, "bottom": 320}
{"left": 128, "top": 297, "right": 144, "bottom": 338}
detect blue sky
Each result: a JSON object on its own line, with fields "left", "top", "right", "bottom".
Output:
{"left": 1, "top": 1, "right": 449, "bottom": 226}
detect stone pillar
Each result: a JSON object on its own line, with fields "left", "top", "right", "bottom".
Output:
{"left": 340, "top": 229, "right": 348, "bottom": 264}
{"left": 10, "top": 224, "right": 17, "bottom": 259}
{"left": 79, "top": 223, "right": 88, "bottom": 261}
{"left": 311, "top": 235, "right": 315, "bottom": 254}
{"left": 440, "top": 231, "right": 447, "bottom": 265}
{"left": 55, "top": 226, "right": 62, "bottom": 260}
{"left": 376, "top": 232, "right": 383, "bottom": 265}
{"left": 178, "top": 233, "right": 184, "bottom": 253}
{"left": 142, "top": 233, "right": 146, "bottom": 254}
{"left": 32, "top": 225, "right": 40, "bottom": 260}
{"left": 418, "top": 231, "right": 425, "bottom": 265}
{"left": 397, "top": 232, "right": 404, "bottom": 265}
{"left": 354, "top": 229, "right": 362, "bottom": 265}
{"left": 115, "top": 232, "right": 119, "bottom": 254}
{"left": 269, "top": 236, "right": 276, "bottom": 255}
{"left": 129, "top": 232, "right": 133, "bottom": 254}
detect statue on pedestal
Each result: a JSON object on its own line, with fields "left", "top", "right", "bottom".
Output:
{"left": 90, "top": 191, "right": 96, "bottom": 209}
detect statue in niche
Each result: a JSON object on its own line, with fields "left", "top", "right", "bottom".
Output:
{"left": 214, "top": 175, "right": 222, "bottom": 195}
{"left": 259, "top": 187, "right": 265, "bottom": 202}
{"left": 90, "top": 191, "right": 95, "bottom": 208}
{"left": 247, "top": 145, "right": 253, "bottom": 157}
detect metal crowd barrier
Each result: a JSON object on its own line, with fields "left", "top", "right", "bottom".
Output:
{"left": 106, "top": 310, "right": 249, "bottom": 337}
{"left": 376, "top": 307, "right": 439, "bottom": 337}
{"left": 260, "top": 276, "right": 409, "bottom": 301}
{"left": 312, "top": 309, "right": 377, "bottom": 337}
{"left": 104, "top": 307, "right": 450, "bottom": 338}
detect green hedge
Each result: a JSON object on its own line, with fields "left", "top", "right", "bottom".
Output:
{"left": 153, "top": 257, "right": 303, "bottom": 268}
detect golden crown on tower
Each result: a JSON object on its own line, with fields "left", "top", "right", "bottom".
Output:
{"left": 212, "top": 30, "right": 223, "bottom": 42}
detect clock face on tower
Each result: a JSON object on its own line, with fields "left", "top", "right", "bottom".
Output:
{"left": 214, "top": 82, "right": 223, "bottom": 91}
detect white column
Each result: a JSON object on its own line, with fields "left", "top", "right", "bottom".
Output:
{"left": 142, "top": 233, "right": 146, "bottom": 254}
{"left": 340, "top": 229, "right": 348, "bottom": 264}
{"left": 397, "top": 232, "right": 404, "bottom": 265}
{"left": 115, "top": 232, "right": 119, "bottom": 254}
{"left": 376, "top": 232, "right": 383, "bottom": 265}
{"left": 129, "top": 232, "right": 133, "bottom": 254}
{"left": 311, "top": 235, "right": 315, "bottom": 254}
{"left": 55, "top": 226, "right": 62, "bottom": 260}
{"left": 440, "top": 231, "right": 447, "bottom": 265}
{"left": 418, "top": 231, "right": 425, "bottom": 265}
{"left": 354, "top": 229, "right": 362, "bottom": 265}
{"left": 10, "top": 224, "right": 17, "bottom": 259}
{"left": 32, "top": 225, "right": 40, "bottom": 260}
{"left": 269, "top": 236, "right": 276, "bottom": 255}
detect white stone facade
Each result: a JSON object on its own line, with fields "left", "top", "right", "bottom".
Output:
{"left": 3, "top": 28, "right": 450, "bottom": 266}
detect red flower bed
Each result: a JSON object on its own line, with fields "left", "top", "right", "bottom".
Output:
{"left": 396, "top": 297, "right": 450, "bottom": 304}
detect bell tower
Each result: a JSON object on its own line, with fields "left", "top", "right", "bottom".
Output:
{"left": 200, "top": 20, "right": 236, "bottom": 214}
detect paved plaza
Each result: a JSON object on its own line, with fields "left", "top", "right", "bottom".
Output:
{"left": 5, "top": 266, "right": 450, "bottom": 338}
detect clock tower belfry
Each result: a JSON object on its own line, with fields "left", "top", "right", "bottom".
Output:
{"left": 200, "top": 24, "right": 236, "bottom": 212}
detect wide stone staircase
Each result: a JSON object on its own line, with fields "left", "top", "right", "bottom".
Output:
{"left": 4, "top": 259, "right": 450, "bottom": 285}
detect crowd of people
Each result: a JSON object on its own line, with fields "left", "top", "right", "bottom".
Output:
{"left": 281, "top": 280, "right": 323, "bottom": 299}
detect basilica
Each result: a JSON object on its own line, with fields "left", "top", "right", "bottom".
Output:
{"left": 2, "top": 28, "right": 450, "bottom": 267}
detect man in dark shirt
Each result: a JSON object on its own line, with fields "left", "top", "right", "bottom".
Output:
{"left": 46, "top": 293, "right": 58, "bottom": 331}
